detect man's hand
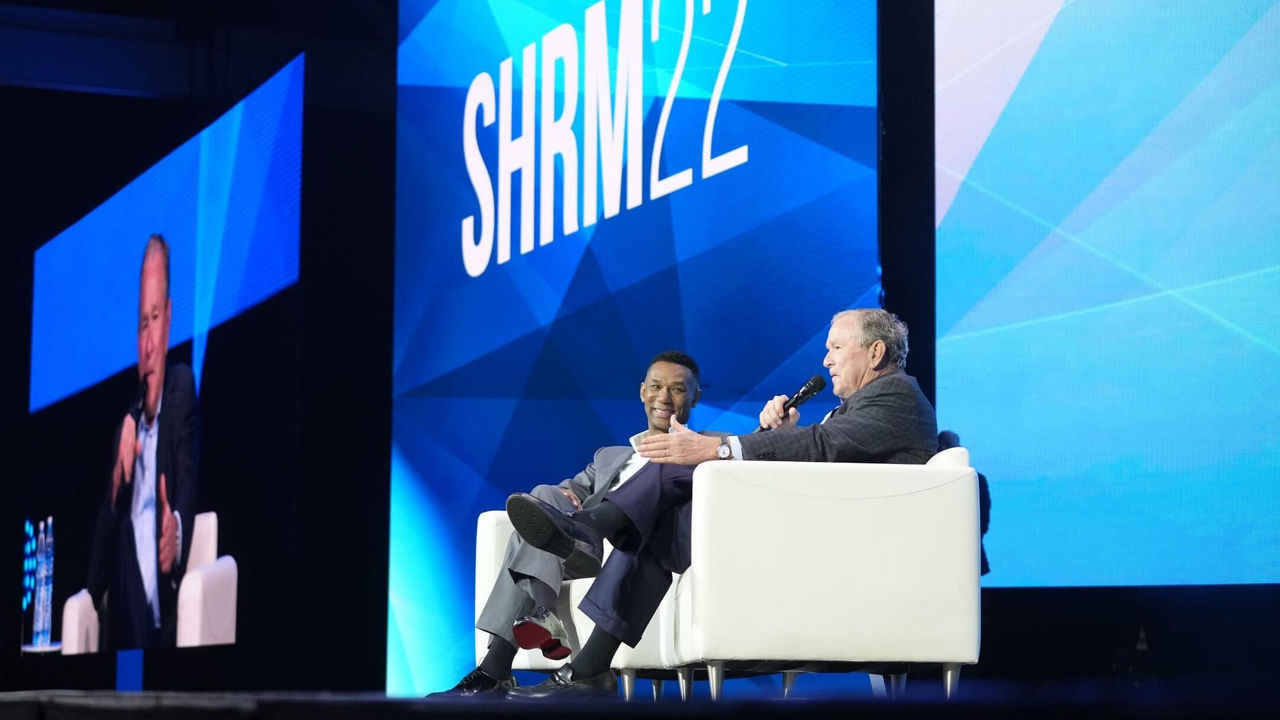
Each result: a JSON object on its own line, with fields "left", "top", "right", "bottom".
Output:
{"left": 758, "top": 395, "right": 799, "bottom": 431}
{"left": 638, "top": 418, "right": 720, "bottom": 465}
{"left": 111, "top": 414, "right": 139, "bottom": 505}
{"left": 560, "top": 488, "right": 583, "bottom": 511}
{"left": 158, "top": 473, "right": 178, "bottom": 575}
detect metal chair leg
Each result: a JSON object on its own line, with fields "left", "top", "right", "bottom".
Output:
{"left": 620, "top": 669, "right": 636, "bottom": 702}
{"left": 889, "top": 672, "right": 907, "bottom": 699}
{"left": 677, "top": 667, "right": 692, "bottom": 701}
{"left": 782, "top": 671, "right": 799, "bottom": 698}
{"left": 707, "top": 661, "right": 725, "bottom": 702}
{"left": 942, "top": 663, "right": 961, "bottom": 699}
{"left": 652, "top": 679, "right": 664, "bottom": 701}
{"left": 870, "top": 674, "right": 887, "bottom": 699}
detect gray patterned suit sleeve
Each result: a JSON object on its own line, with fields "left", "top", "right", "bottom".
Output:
{"left": 559, "top": 445, "right": 633, "bottom": 506}
{"left": 558, "top": 457, "right": 597, "bottom": 502}
{"left": 737, "top": 373, "right": 938, "bottom": 464}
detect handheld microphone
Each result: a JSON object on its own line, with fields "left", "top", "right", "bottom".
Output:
{"left": 114, "top": 378, "right": 149, "bottom": 515}
{"left": 134, "top": 377, "right": 148, "bottom": 416}
{"left": 755, "top": 375, "right": 827, "bottom": 432}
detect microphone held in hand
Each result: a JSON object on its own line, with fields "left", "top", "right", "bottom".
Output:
{"left": 135, "top": 378, "right": 148, "bottom": 415}
{"left": 755, "top": 375, "right": 827, "bottom": 432}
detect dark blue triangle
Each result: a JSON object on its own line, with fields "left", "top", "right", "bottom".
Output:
{"left": 735, "top": 100, "right": 877, "bottom": 171}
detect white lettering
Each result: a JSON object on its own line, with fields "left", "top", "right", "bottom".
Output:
{"left": 650, "top": 0, "right": 694, "bottom": 200}
{"left": 498, "top": 43, "right": 537, "bottom": 264}
{"left": 702, "top": 0, "right": 749, "bottom": 179}
{"left": 461, "top": 72, "right": 496, "bottom": 279}
{"left": 540, "top": 23, "right": 580, "bottom": 248}
{"left": 458, "top": 0, "right": 750, "bottom": 278}
{"left": 583, "top": 0, "right": 643, "bottom": 226}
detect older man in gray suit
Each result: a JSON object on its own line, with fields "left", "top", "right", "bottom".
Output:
{"left": 433, "top": 351, "right": 703, "bottom": 698}
{"left": 504, "top": 309, "right": 938, "bottom": 698}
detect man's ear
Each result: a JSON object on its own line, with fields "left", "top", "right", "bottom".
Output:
{"left": 692, "top": 387, "right": 701, "bottom": 407}
{"left": 870, "top": 340, "right": 887, "bottom": 369}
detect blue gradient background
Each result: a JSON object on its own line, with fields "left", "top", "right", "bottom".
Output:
{"left": 393, "top": 0, "right": 878, "bottom": 695}
{"left": 30, "top": 54, "right": 304, "bottom": 411}
{"left": 936, "top": 2, "right": 1280, "bottom": 587}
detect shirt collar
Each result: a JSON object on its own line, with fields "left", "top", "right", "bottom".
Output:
{"left": 140, "top": 388, "right": 163, "bottom": 433}
{"left": 628, "top": 430, "right": 649, "bottom": 452}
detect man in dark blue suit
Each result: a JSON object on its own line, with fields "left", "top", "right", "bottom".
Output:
{"left": 505, "top": 309, "right": 938, "bottom": 698}
{"left": 88, "top": 234, "right": 199, "bottom": 649}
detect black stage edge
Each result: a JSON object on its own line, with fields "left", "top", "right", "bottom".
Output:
{"left": 3, "top": 689, "right": 1280, "bottom": 720}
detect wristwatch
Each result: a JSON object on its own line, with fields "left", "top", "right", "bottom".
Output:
{"left": 716, "top": 436, "right": 733, "bottom": 460}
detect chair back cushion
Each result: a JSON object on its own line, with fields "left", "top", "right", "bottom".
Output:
{"left": 927, "top": 446, "right": 970, "bottom": 467}
{"left": 187, "top": 512, "right": 219, "bottom": 574}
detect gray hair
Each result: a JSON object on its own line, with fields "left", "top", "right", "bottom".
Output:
{"left": 831, "top": 308, "right": 909, "bottom": 370}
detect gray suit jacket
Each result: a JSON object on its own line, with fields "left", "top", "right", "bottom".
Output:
{"left": 559, "top": 445, "right": 634, "bottom": 509}
{"left": 559, "top": 429, "right": 729, "bottom": 507}
{"left": 738, "top": 371, "right": 938, "bottom": 464}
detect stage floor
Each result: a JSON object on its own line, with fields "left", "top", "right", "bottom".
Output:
{"left": 3, "top": 682, "right": 1280, "bottom": 720}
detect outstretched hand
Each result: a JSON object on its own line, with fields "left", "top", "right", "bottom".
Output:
{"left": 111, "top": 414, "right": 139, "bottom": 505}
{"left": 158, "top": 473, "right": 178, "bottom": 574}
{"left": 637, "top": 418, "right": 720, "bottom": 465}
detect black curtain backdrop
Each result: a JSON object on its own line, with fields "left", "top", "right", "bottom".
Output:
{"left": 0, "top": 0, "right": 394, "bottom": 691}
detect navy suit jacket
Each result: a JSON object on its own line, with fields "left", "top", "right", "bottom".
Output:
{"left": 88, "top": 363, "right": 199, "bottom": 649}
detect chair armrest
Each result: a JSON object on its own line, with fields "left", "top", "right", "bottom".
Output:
{"left": 675, "top": 461, "right": 981, "bottom": 664}
{"left": 475, "top": 510, "right": 515, "bottom": 664}
{"left": 176, "top": 555, "right": 238, "bottom": 647}
{"left": 61, "top": 588, "right": 99, "bottom": 655}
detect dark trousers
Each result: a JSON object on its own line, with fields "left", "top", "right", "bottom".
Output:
{"left": 579, "top": 462, "right": 696, "bottom": 647}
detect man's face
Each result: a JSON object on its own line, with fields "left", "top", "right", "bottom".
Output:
{"left": 137, "top": 249, "right": 171, "bottom": 419}
{"left": 640, "top": 361, "right": 699, "bottom": 433}
{"left": 823, "top": 317, "right": 876, "bottom": 399}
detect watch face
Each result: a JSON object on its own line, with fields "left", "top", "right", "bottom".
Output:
{"left": 717, "top": 443, "right": 731, "bottom": 459}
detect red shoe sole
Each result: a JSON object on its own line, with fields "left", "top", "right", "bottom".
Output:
{"left": 513, "top": 621, "right": 570, "bottom": 660}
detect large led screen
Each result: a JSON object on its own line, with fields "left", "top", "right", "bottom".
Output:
{"left": 20, "top": 54, "right": 303, "bottom": 662}
{"left": 393, "top": 0, "right": 878, "bottom": 694}
{"left": 936, "top": 1, "right": 1280, "bottom": 586}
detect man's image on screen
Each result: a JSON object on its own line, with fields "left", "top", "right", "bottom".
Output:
{"left": 87, "top": 233, "right": 200, "bottom": 649}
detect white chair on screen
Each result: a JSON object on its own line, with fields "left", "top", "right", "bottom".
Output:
{"left": 61, "top": 511, "right": 238, "bottom": 653}
{"left": 175, "top": 511, "right": 238, "bottom": 647}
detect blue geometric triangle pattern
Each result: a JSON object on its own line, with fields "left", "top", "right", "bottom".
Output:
{"left": 936, "top": 0, "right": 1280, "bottom": 589}
{"left": 391, "top": 1, "right": 879, "bottom": 695}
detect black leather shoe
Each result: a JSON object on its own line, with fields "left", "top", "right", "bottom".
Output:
{"left": 426, "top": 668, "right": 516, "bottom": 699}
{"left": 506, "top": 663, "right": 617, "bottom": 700}
{"left": 506, "top": 493, "right": 604, "bottom": 577}
{"left": 513, "top": 606, "right": 571, "bottom": 660}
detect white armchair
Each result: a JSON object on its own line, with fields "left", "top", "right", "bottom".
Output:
{"left": 475, "top": 510, "right": 672, "bottom": 700}
{"left": 61, "top": 511, "right": 238, "bottom": 653}
{"left": 175, "top": 511, "right": 238, "bottom": 647}
{"left": 662, "top": 448, "right": 981, "bottom": 700}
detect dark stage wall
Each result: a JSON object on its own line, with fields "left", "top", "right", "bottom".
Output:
{"left": 0, "top": 1, "right": 395, "bottom": 692}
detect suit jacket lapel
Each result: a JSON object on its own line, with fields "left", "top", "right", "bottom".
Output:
{"left": 597, "top": 446, "right": 634, "bottom": 486}
{"left": 582, "top": 445, "right": 634, "bottom": 506}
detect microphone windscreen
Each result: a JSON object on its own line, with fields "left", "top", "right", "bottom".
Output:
{"left": 796, "top": 375, "right": 826, "bottom": 403}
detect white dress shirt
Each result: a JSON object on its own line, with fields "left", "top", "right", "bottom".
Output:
{"left": 609, "top": 431, "right": 654, "bottom": 490}
{"left": 131, "top": 395, "right": 163, "bottom": 629}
